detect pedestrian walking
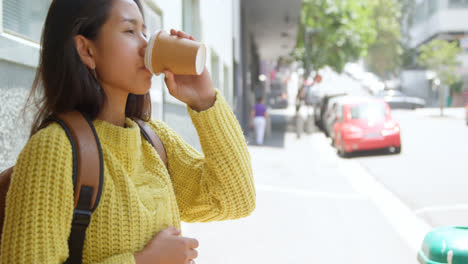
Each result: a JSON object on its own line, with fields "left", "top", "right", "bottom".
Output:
{"left": 0, "top": 0, "right": 256, "bottom": 263}
{"left": 295, "top": 84, "right": 306, "bottom": 138}
{"left": 250, "top": 97, "right": 268, "bottom": 145}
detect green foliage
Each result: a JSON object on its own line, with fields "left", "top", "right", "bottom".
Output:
{"left": 364, "top": 0, "right": 402, "bottom": 79}
{"left": 450, "top": 81, "right": 464, "bottom": 95}
{"left": 418, "top": 39, "right": 462, "bottom": 89}
{"left": 295, "top": 0, "right": 377, "bottom": 73}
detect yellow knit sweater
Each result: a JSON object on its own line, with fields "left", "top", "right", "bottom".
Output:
{"left": 0, "top": 92, "right": 256, "bottom": 263}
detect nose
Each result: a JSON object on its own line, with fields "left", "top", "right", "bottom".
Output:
{"left": 139, "top": 36, "right": 148, "bottom": 57}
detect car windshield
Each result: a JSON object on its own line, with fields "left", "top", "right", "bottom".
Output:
{"left": 350, "top": 103, "right": 386, "bottom": 120}
{"left": 377, "top": 90, "right": 403, "bottom": 97}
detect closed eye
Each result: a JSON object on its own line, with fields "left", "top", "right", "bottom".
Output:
{"left": 126, "top": 30, "right": 147, "bottom": 38}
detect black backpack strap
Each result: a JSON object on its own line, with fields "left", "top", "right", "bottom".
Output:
{"left": 54, "top": 111, "right": 104, "bottom": 264}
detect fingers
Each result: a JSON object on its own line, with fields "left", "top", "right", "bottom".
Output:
{"left": 170, "top": 29, "right": 196, "bottom": 41}
{"left": 163, "top": 226, "right": 181, "bottom": 236}
{"left": 187, "top": 249, "right": 198, "bottom": 259}
{"left": 163, "top": 70, "right": 177, "bottom": 96}
{"left": 186, "top": 238, "right": 199, "bottom": 249}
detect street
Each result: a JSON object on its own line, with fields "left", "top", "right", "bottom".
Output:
{"left": 357, "top": 108, "right": 468, "bottom": 227}
{"left": 180, "top": 107, "right": 467, "bottom": 263}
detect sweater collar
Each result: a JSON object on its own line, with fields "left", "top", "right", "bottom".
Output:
{"left": 92, "top": 117, "right": 142, "bottom": 155}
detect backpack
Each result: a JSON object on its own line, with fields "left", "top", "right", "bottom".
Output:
{"left": 0, "top": 111, "right": 167, "bottom": 264}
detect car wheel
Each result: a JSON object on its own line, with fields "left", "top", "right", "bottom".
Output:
{"left": 389, "top": 146, "right": 401, "bottom": 154}
{"left": 337, "top": 146, "right": 350, "bottom": 158}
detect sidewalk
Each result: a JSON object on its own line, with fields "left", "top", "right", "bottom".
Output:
{"left": 182, "top": 113, "right": 418, "bottom": 264}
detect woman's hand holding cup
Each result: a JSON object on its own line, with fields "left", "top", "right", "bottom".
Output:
{"left": 163, "top": 29, "right": 215, "bottom": 112}
{"left": 144, "top": 27, "right": 215, "bottom": 112}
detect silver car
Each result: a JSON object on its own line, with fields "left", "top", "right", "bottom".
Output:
{"left": 375, "top": 90, "right": 425, "bottom": 109}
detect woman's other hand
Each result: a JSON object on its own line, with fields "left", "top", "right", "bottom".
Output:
{"left": 134, "top": 227, "right": 199, "bottom": 264}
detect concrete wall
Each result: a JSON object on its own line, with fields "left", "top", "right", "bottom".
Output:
{"left": 0, "top": 0, "right": 241, "bottom": 170}
{"left": 0, "top": 60, "right": 36, "bottom": 171}
{"left": 0, "top": 0, "right": 47, "bottom": 170}
{"left": 411, "top": 8, "right": 468, "bottom": 47}
{"left": 149, "top": 0, "right": 237, "bottom": 150}
{"left": 400, "top": 70, "right": 437, "bottom": 106}
{"left": 404, "top": 0, "right": 468, "bottom": 107}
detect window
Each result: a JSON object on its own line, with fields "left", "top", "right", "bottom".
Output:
{"left": 427, "top": 0, "right": 438, "bottom": 16}
{"left": 211, "top": 51, "right": 220, "bottom": 90}
{"left": 223, "top": 65, "right": 231, "bottom": 103}
{"left": 182, "top": 0, "right": 201, "bottom": 40}
{"left": 449, "top": 0, "right": 468, "bottom": 8}
{"left": 142, "top": 3, "right": 164, "bottom": 119}
{"left": 2, "top": 0, "right": 51, "bottom": 42}
{"left": 412, "top": 0, "right": 439, "bottom": 25}
{"left": 350, "top": 103, "right": 386, "bottom": 120}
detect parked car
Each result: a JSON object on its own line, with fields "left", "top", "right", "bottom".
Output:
{"left": 313, "top": 93, "right": 347, "bottom": 131}
{"left": 375, "top": 89, "right": 425, "bottom": 109}
{"left": 333, "top": 97, "right": 401, "bottom": 157}
{"left": 267, "top": 81, "right": 288, "bottom": 109}
{"left": 465, "top": 103, "right": 468, "bottom": 126}
{"left": 323, "top": 97, "right": 345, "bottom": 139}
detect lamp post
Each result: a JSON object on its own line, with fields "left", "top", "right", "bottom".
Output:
{"left": 434, "top": 78, "right": 443, "bottom": 116}
{"left": 426, "top": 70, "right": 444, "bottom": 116}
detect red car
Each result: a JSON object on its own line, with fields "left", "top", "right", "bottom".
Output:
{"left": 465, "top": 104, "right": 468, "bottom": 125}
{"left": 333, "top": 98, "right": 401, "bottom": 157}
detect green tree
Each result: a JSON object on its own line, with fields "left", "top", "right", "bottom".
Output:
{"left": 364, "top": 0, "right": 402, "bottom": 80}
{"left": 398, "top": 0, "right": 418, "bottom": 68}
{"left": 418, "top": 39, "right": 462, "bottom": 115}
{"left": 295, "top": 0, "right": 377, "bottom": 75}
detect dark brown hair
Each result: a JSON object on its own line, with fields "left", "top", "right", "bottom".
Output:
{"left": 25, "top": 0, "right": 150, "bottom": 137}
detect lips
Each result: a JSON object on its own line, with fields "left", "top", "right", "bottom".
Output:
{"left": 141, "top": 66, "right": 152, "bottom": 75}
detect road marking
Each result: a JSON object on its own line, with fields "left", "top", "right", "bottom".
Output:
{"left": 338, "top": 159, "right": 432, "bottom": 253}
{"left": 256, "top": 184, "right": 365, "bottom": 200}
{"left": 415, "top": 204, "right": 468, "bottom": 214}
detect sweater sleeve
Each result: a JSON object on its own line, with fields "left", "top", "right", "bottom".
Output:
{"left": 149, "top": 90, "right": 256, "bottom": 223}
{"left": 0, "top": 123, "right": 137, "bottom": 264}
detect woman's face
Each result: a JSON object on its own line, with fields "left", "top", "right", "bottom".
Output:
{"left": 93, "top": 0, "right": 152, "bottom": 96}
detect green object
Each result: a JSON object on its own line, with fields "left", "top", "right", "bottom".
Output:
{"left": 418, "top": 226, "right": 468, "bottom": 264}
{"left": 295, "top": 0, "right": 377, "bottom": 73}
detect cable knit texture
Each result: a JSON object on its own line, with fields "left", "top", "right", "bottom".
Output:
{"left": 0, "top": 91, "right": 256, "bottom": 263}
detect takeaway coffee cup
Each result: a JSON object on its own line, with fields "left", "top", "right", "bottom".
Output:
{"left": 144, "top": 29, "right": 206, "bottom": 76}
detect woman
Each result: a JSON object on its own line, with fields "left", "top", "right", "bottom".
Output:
{"left": 250, "top": 97, "right": 268, "bottom": 145}
{"left": 0, "top": 0, "right": 255, "bottom": 263}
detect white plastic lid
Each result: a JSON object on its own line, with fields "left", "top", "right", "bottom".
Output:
{"left": 144, "top": 29, "right": 162, "bottom": 76}
{"left": 195, "top": 44, "right": 206, "bottom": 75}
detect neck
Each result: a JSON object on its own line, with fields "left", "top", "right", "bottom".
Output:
{"left": 97, "top": 85, "right": 129, "bottom": 128}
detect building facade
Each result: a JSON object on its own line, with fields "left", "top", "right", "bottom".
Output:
{"left": 0, "top": 0, "right": 246, "bottom": 171}
{"left": 402, "top": 0, "right": 468, "bottom": 106}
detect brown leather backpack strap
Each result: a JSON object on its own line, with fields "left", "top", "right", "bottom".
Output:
{"left": 57, "top": 111, "right": 103, "bottom": 210}
{"left": 131, "top": 118, "right": 168, "bottom": 169}
{"left": 56, "top": 111, "right": 103, "bottom": 264}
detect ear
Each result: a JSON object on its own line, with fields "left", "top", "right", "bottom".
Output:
{"left": 74, "top": 35, "right": 97, "bottom": 69}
